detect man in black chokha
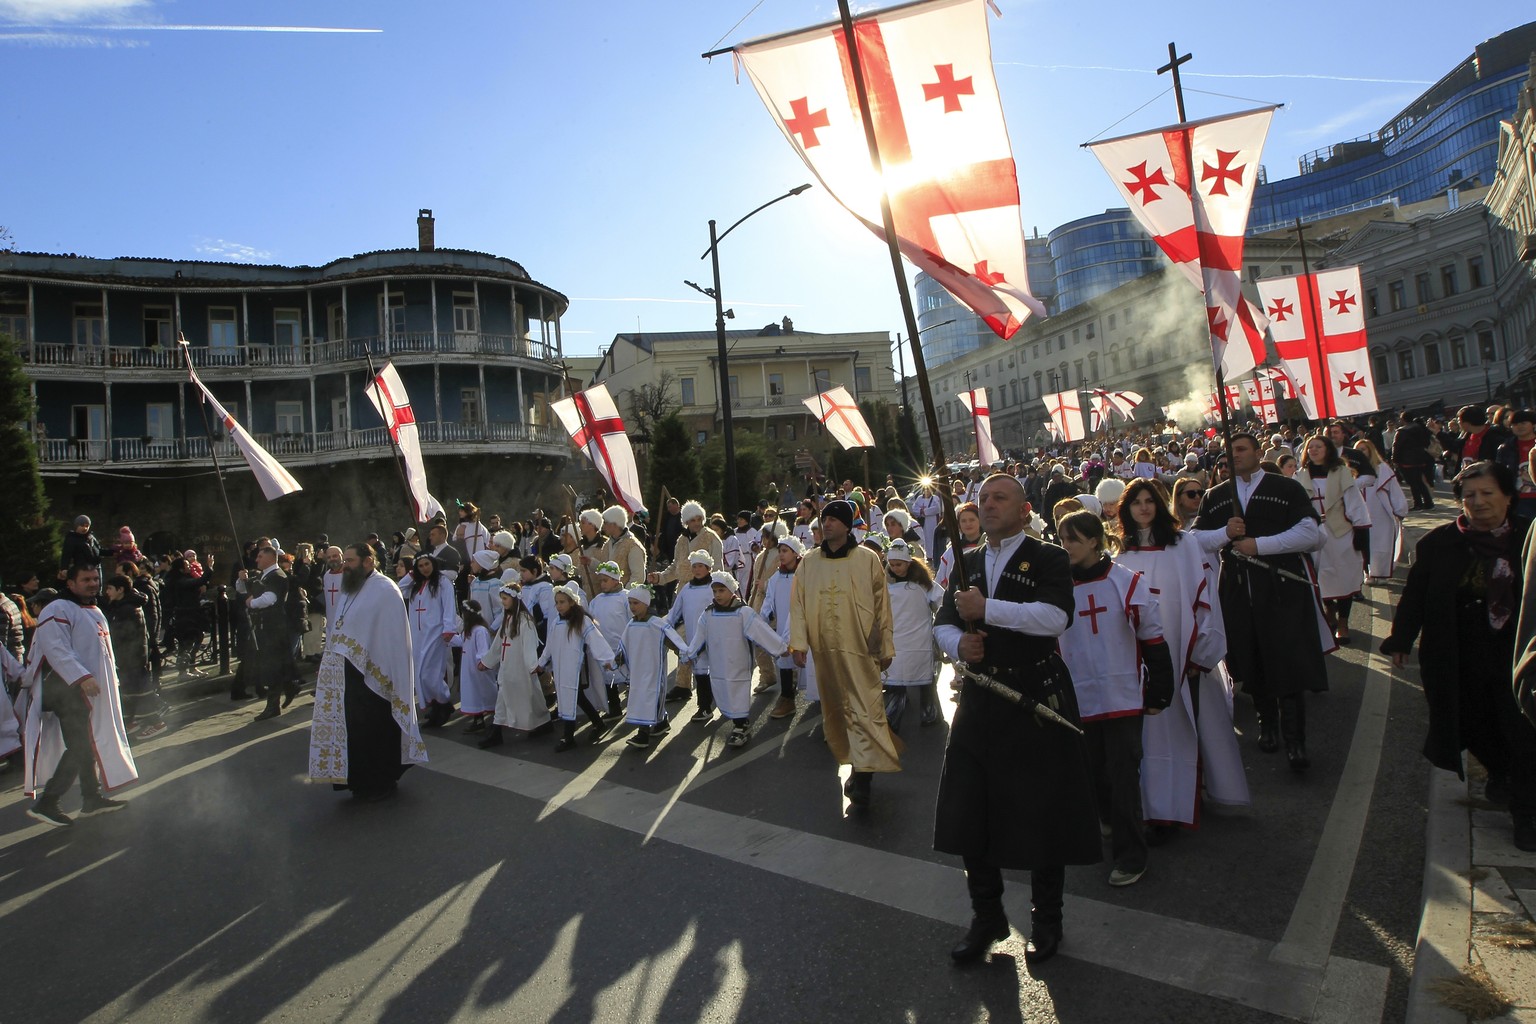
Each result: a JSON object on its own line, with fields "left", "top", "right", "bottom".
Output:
{"left": 933, "top": 473, "right": 1101, "bottom": 966}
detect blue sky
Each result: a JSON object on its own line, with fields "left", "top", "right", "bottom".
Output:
{"left": 4, "top": 0, "right": 1524, "bottom": 361}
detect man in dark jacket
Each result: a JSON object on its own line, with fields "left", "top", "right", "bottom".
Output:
{"left": 238, "top": 542, "right": 297, "bottom": 721}
{"left": 1457, "top": 405, "right": 1514, "bottom": 472}
{"left": 1392, "top": 416, "right": 1437, "bottom": 510}
{"left": 59, "top": 516, "right": 101, "bottom": 578}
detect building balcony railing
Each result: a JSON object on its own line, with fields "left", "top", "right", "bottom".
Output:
{"left": 21, "top": 332, "right": 559, "bottom": 372}
{"left": 37, "top": 421, "right": 567, "bottom": 468}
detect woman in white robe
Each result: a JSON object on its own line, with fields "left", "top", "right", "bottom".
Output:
{"left": 476, "top": 588, "right": 548, "bottom": 748}
{"left": 400, "top": 555, "right": 457, "bottom": 723}
{"left": 1354, "top": 440, "right": 1409, "bottom": 582}
{"left": 1302, "top": 434, "right": 1372, "bottom": 644}
{"left": 882, "top": 540, "right": 942, "bottom": 732}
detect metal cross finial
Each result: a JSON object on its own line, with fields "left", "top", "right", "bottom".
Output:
{"left": 1157, "top": 42, "right": 1193, "bottom": 123}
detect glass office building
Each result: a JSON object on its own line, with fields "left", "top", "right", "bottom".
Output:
{"left": 1249, "top": 21, "right": 1536, "bottom": 232}
{"left": 916, "top": 237, "right": 1055, "bottom": 365}
{"left": 1048, "top": 210, "right": 1164, "bottom": 314}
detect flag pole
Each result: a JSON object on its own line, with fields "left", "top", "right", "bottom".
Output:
{"left": 1158, "top": 41, "right": 1237, "bottom": 453}
{"left": 1290, "top": 218, "right": 1332, "bottom": 422}
{"left": 560, "top": 362, "right": 601, "bottom": 508}
{"left": 835, "top": 0, "right": 968, "bottom": 589}
{"left": 177, "top": 334, "right": 255, "bottom": 649}
{"left": 363, "top": 349, "right": 427, "bottom": 533}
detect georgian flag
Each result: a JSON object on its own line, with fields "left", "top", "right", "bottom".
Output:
{"left": 551, "top": 383, "right": 645, "bottom": 513}
{"left": 1044, "top": 389, "right": 1086, "bottom": 443}
{"left": 1109, "top": 389, "right": 1144, "bottom": 419}
{"left": 733, "top": 0, "right": 1045, "bottom": 340}
{"left": 958, "top": 387, "right": 998, "bottom": 465}
{"left": 365, "top": 362, "right": 443, "bottom": 522}
{"left": 1242, "top": 376, "right": 1280, "bottom": 424}
{"left": 1086, "top": 107, "right": 1277, "bottom": 379}
{"left": 1257, "top": 265, "right": 1377, "bottom": 418}
{"left": 803, "top": 385, "right": 876, "bottom": 449}
{"left": 181, "top": 346, "right": 301, "bottom": 501}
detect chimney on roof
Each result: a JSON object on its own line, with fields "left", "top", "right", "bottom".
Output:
{"left": 417, "top": 209, "right": 435, "bottom": 252}
{"left": 782, "top": 316, "right": 793, "bottom": 334}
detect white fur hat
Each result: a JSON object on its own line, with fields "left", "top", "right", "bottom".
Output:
{"left": 709, "top": 570, "right": 740, "bottom": 594}
{"left": 1077, "top": 494, "right": 1103, "bottom": 517}
{"left": 553, "top": 582, "right": 584, "bottom": 605}
{"left": 500, "top": 569, "right": 521, "bottom": 585}
{"left": 688, "top": 550, "right": 716, "bottom": 569}
{"left": 884, "top": 507, "right": 912, "bottom": 533}
{"left": 761, "top": 519, "right": 788, "bottom": 540}
{"left": 491, "top": 530, "right": 515, "bottom": 550}
{"left": 681, "top": 500, "right": 706, "bottom": 522}
{"left": 777, "top": 535, "right": 805, "bottom": 556}
{"left": 1095, "top": 478, "right": 1126, "bottom": 506}
{"left": 625, "top": 583, "right": 653, "bottom": 604}
{"left": 579, "top": 509, "right": 603, "bottom": 529}
{"left": 602, "top": 505, "right": 628, "bottom": 527}
{"left": 472, "top": 549, "right": 499, "bottom": 570}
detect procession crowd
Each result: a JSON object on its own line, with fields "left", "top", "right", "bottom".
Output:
{"left": 5, "top": 401, "right": 1536, "bottom": 965}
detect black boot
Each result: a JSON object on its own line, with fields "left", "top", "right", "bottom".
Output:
{"left": 951, "top": 914, "right": 1010, "bottom": 964}
{"left": 843, "top": 770, "right": 872, "bottom": 807}
{"left": 1281, "top": 694, "right": 1308, "bottom": 773}
{"left": 1254, "top": 695, "right": 1279, "bottom": 752}
{"left": 1026, "top": 865, "right": 1066, "bottom": 964}
{"left": 555, "top": 720, "right": 577, "bottom": 752}
{"left": 919, "top": 683, "right": 941, "bottom": 726}
{"left": 953, "top": 859, "right": 1008, "bottom": 964}
{"left": 477, "top": 727, "right": 504, "bottom": 749}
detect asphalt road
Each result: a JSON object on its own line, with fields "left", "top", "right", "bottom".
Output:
{"left": 0, "top": 526, "right": 1441, "bottom": 1023}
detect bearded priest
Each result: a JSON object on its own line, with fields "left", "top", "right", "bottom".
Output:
{"left": 309, "top": 543, "right": 427, "bottom": 801}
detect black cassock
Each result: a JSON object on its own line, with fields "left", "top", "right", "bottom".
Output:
{"left": 336, "top": 659, "right": 412, "bottom": 794}
{"left": 933, "top": 536, "right": 1102, "bottom": 870}
{"left": 1194, "top": 473, "right": 1328, "bottom": 700}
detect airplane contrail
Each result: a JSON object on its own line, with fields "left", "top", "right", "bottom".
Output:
{"left": 6, "top": 23, "right": 380, "bottom": 33}
{"left": 997, "top": 62, "right": 1430, "bottom": 86}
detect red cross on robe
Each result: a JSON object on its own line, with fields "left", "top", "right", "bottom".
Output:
{"left": 1078, "top": 594, "right": 1109, "bottom": 634}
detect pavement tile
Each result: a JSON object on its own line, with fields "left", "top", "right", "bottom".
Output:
{"left": 1474, "top": 827, "right": 1536, "bottom": 868}
{"left": 1474, "top": 871, "right": 1527, "bottom": 915}
{"left": 1516, "top": 889, "right": 1536, "bottom": 921}
{"left": 1476, "top": 810, "right": 1514, "bottom": 828}
{"left": 1471, "top": 920, "right": 1536, "bottom": 1008}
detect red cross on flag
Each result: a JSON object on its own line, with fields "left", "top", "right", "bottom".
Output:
{"left": 551, "top": 383, "right": 645, "bottom": 513}
{"left": 1256, "top": 265, "right": 1377, "bottom": 419}
{"left": 803, "top": 385, "right": 876, "bottom": 449}
{"left": 733, "top": 0, "right": 1045, "bottom": 340}
{"left": 1109, "top": 389, "right": 1144, "bottom": 420}
{"left": 1089, "top": 390, "right": 1114, "bottom": 432}
{"left": 1086, "top": 106, "right": 1277, "bottom": 379}
{"left": 1043, "top": 389, "right": 1086, "bottom": 443}
{"left": 183, "top": 353, "right": 301, "bottom": 501}
{"left": 365, "top": 362, "right": 443, "bottom": 522}
{"left": 1241, "top": 376, "right": 1280, "bottom": 424}
{"left": 958, "top": 387, "right": 998, "bottom": 465}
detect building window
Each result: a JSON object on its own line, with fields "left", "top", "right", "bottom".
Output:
{"left": 1280, "top": 265, "right": 1293, "bottom": 276}
{"left": 1247, "top": 265, "right": 1260, "bottom": 283}
{"left": 1440, "top": 265, "right": 1458, "bottom": 297}
{"left": 145, "top": 403, "right": 175, "bottom": 440}
{"left": 680, "top": 377, "right": 695, "bottom": 406}
{"left": 452, "top": 293, "right": 477, "bottom": 335}
{"left": 1108, "top": 313, "right": 1117, "bottom": 330}
{"left": 768, "top": 372, "right": 784, "bottom": 398}
{"left": 1414, "top": 273, "right": 1432, "bottom": 305}
{"left": 461, "top": 388, "right": 481, "bottom": 424}
{"left": 143, "top": 306, "right": 172, "bottom": 348}
{"left": 1075, "top": 359, "right": 1085, "bottom": 381}
{"left": 379, "top": 293, "right": 406, "bottom": 337}
{"left": 1012, "top": 381, "right": 1020, "bottom": 404}
{"left": 1088, "top": 353, "right": 1099, "bottom": 379}
{"left": 1072, "top": 328, "right": 1080, "bottom": 345}
{"left": 1373, "top": 352, "right": 1390, "bottom": 384}
{"left": 1468, "top": 256, "right": 1485, "bottom": 289}
{"left": 697, "top": 431, "right": 708, "bottom": 445}
{"left": 1397, "top": 350, "right": 1415, "bottom": 379}
{"left": 1123, "top": 306, "right": 1132, "bottom": 324}
{"left": 984, "top": 364, "right": 991, "bottom": 378}
{"left": 766, "top": 424, "right": 777, "bottom": 440}
{"left": 0, "top": 298, "right": 27, "bottom": 342}
{"left": 1388, "top": 281, "right": 1405, "bottom": 312}
{"left": 1424, "top": 344, "right": 1442, "bottom": 374}
{"left": 854, "top": 365, "right": 871, "bottom": 394}
{"left": 1478, "top": 330, "right": 1497, "bottom": 364}
{"left": 785, "top": 423, "right": 795, "bottom": 441}
{"left": 1366, "top": 289, "right": 1379, "bottom": 318}
{"left": 275, "top": 401, "right": 305, "bottom": 434}
{"left": 728, "top": 375, "right": 740, "bottom": 402}
{"left": 1451, "top": 335, "right": 1468, "bottom": 369}
{"left": 1111, "top": 350, "right": 1122, "bottom": 374}
{"left": 1086, "top": 321, "right": 1096, "bottom": 340}
{"left": 208, "top": 307, "right": 238, "bottom": 349}
{"left": 813, "top": 368, "right": 832, "bottom": 393}
{"left": 328, "top": 303, "right": 345, "bottom": 342}
{"left": 75, "top": 302, "right": 105, "bottom": 348}
{"left": 274, "top": 309, "right": 302, "bottom": 352}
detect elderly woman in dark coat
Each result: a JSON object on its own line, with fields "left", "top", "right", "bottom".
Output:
{"left": 1382, "top": 461, "right": 1536, "bottom": 852}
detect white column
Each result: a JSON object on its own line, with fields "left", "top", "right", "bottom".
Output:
{"left": 430, "top": 277, "right": 439, "bottom": 352}
{"left": 553, "top": 301, "right": 564, "bottom": 362}
{"left": 516, "top": 366, "right": 525, "bottom": 425}
{"left": 433, "top": 363, "right": 442, "bottom": 427}
{"left": 244, "top": 378, "right": 254, "bottom": 435}
{"left": 382, "top": 281, "right": 390, "bottom": 353}
{"left": 309, "top": 374, "right": 318, "bottom": 439}
{"left": 103, "top": 380, "right": 112, "bottom": 460}
{"left": 472, "top": 279, "right": 480, "bottom": 352}
{"left": 241, "top": 292, "right": 250, "bottom": 353}
{"left": 173, "top": 292, "right": 182, "bottom": 343}
{"left": 478, "top": 362, "right": 488, "bottom": 431}
{"left": 341, "top": 285, "right": 349, "bottom": 339}
{"left": 101, "top": 287, "right": 110, "bottom": 357}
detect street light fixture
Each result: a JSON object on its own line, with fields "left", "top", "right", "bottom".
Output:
{"left": 686, "top": 183, "right": 813, "bottom": 513}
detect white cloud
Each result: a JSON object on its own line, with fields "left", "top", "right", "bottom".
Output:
{"left": 192, "top": 238, "right": 273, "bottom": 263}
{"left": 1289, "top": 93, "right": 1417, "bottom": 142}
{"left": 0, "top": 0, "right": 149, "bottom": 22}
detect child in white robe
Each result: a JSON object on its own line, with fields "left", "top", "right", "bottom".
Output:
{"left": 476, "top": 587, "right": 549, "bottom": 748}
{"left": 401, "top": 554, "right": 457, "bottom": 727}
{"left": 618, "top": 585, "right": 685, "bottom": 749}
{"left": 882, "top": 539, "right": 942, "bottom": 732}
{"left": 757, "top": 536, "right": 812, "bottom": 720}
{"left": 537, "top": 584, "right": 615, "bottom": 752}
{"left": 467, "top": 550, "right": 505, "bottom": 630}
{"left": 679, "top": 572, "right": 787, "bottom": 749}
{"left": 451, "top": 600, "right": 497, "bottom": 730}
{"left": 668, "top": 551, "right": 720, "bottom": 722}
{"left": 587, "top": 561, "right": 632, "bottom": 720}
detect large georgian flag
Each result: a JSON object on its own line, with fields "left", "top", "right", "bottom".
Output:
{"left": 365, "top": 362, "right": 443, "bottom": 522}
{"left": 803, "top": 385, "right": 876, "bottom": 449}
{"left": 182, "top": 349, "right": 301, "bottom": 501}
{"left": 734, "top": 0, "right": 1045, "bottom": 339}
{"left": 958, "top": 387, "right": 998, "bottom": 465}
{"left": 1043, "top": 389, "right": 1086, "bottom": 443}
{"left": 1242, "top": 375, "right": 1280, "bottom": 424}
{"left": 551, "top": 383, "right": 645, "bottom": 513}
{"left": 1257, "top": 265, "right": 1377, "bottom": 418}
{"left": 1086, "top": 107, "right": 1276, "bottom": 379}
{"left": 1108, "top": 389, "right": 1144, "bottom": 420}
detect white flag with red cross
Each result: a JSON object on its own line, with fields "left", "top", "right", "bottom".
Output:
{"left": 1086, "top": 106, "right": 1276, "bottom": 379}
{"left": 958, "top": 387, "right": 998, "bottom": 465}
{"left": 1044, "top": 389, "right": 1086, "bottom": 443}
{"left": 1110, "top": 389, "right": 1144, "bottom": 419}
{"left": 733, "top": 0, "right": 1045, "bottom": 340}
{"left": 182, "top": 345, "right": 301, "bottom": 501}
{"left": 551, "top": 383, "right": 646, "bottom": 513}
{"left": 803, "top": 385, "right": 876, "bottom": 449}
{"left": 1257, "top": 265, "right": 1377, "bottom": 419}
{"left": 1241, "top": 376, "right": 1280, "bottom": 424}
{"left": 365, "top": 362, "right": 443, "bottom": 522}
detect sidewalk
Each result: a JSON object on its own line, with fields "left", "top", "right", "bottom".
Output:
{"left": 1404, "top": 507, "right": 1536, "bottom": 1023}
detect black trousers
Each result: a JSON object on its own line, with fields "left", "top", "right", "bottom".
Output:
{"left": 1399, "top": 463, "right": 1435, "bottom": 507}
{"left": 39, "top": 674, "right": 101, "bottom": 802}
{"left": 963, "top": 857, "right": 1067, "bottom": 934}
{"left": 1083, "top": 716, "right": 1147, "bottom": 873}
{"left": 1253, "top": 692, "right": 1306, "bottom": 743}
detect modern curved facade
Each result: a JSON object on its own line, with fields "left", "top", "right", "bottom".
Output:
{"left": 1048, "top": 210, "right": 1163, "bottom": 314}
{"left": 1249, "top": 21, "right": 1536, "bottom": 232}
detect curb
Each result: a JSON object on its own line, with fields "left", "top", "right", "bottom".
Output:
{"left": 1406, "top": 767, "right": 1473, "bottom": 1024}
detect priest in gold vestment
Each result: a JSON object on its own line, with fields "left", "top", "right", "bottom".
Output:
{"left": 790, "top": 499, "right": 901, "bottom": 806}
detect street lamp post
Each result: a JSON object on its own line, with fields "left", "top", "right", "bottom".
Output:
{"left": 686, "top": 183, "right": 812, "bottom": 514}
